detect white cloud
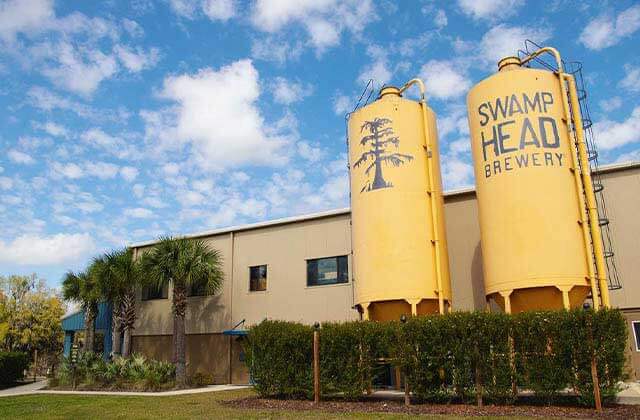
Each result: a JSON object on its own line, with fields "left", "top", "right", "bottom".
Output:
{"left": 8, "top": 149, "right": 35, "bottom": 164}
{"left": 297, "top": 141, "right": 324, "bottom": 162}
{"left": 39, "top": 41, "right": 118, "bottom": 96}
{"left": 420, "top": 60, "right": 471, "bottom": 100}
{"left": 599, "top": 96, "right": 622, "bottom": 112}
{"left": 202, "top": 0, "right": 236, "bottom": 21}
{"left": 51, "top": 162, "right": 84, "bottom": 179}
{"left": 0, "top": 232, "right": 95, "bottom": 265}
{"left": 147, "top": 59, "right": 290, "bottom": 171}
{"left": 457, "top": 0, "right": 524, "bottom": 21}
{"left": 579, "top": 5, "right": 640, "bottom": 50}
{"left": 114, "top": 45, "right": 160, "bottom": 72}
{"left": 271, "top": 77, "right": 313, "bottom": 105}
{"left": 122, "top": 18, "right": 144, "bottom": 37}
{"left": 169, "top": 0, "right": 236, "bottom": 21}
{"left": 594, "top": 106, "right": 640, "bottom": 151}
{"left": 0, "top": 177, "right": 13, "bottom": 190}
{"left": 84, "top": 161, "right": 120, "bottom": 179}
{"left": 398, "top": 33, "right": 432, "bottom": 57}
{"left": 120, "top": 166, "right": 139, "bottom": 182}
{"left": 124, "top": 207, "right": 154, "bottom": 218}
{"left": 250, "top": 0, "right": 375, "bottom": 53}
{"left": 250, "top": 37, "right": 304, "bottom": 64}
{"left": 478, "top": 24, "right": 552, "bottom": 66}
{"left": 441, "top": 155, "right": 474, "bottom": 190}
{"left": 357, "top": 44, "right": 391, "bottom": 86}
{"left": 434, "top": 9, "right": 447, "bottom": 28}
{"left": 37, "top": 121, "right": 68, "bottom": 138}
{"left": 333, "top": 93, "right": 351, "bottom": 115}
{"left": 81, "top": 128, "right": 118, "bottom": 148}
{"left": 620, "top": 65, "right": 640, "bottom": 93}
{"left": 0, "top": 0, "right": 54, "bottom": 42}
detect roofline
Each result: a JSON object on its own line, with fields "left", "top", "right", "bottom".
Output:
{"left": 128, "top": 160, "right": 640, "bottom": 249}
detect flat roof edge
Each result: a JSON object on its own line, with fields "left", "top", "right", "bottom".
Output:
{"left": 128, "top": 160, "right": 639, "bottom": 249}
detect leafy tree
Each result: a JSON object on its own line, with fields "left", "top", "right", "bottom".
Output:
{"left": 354, "top": 117, "right": 413, "bottom": 192}
{"left": 62, "top": 269, "right": 100, "bottom": 353}
{"left": 141, "top": 236, "right": 224, "bottom": 387}
{"left": 0, "top": 274, "right": 65, "bottom": 369}
{"left": 95, "top": 249, "right": 142, "bottom": 357}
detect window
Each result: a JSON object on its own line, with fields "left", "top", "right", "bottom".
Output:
{"left": 188, "top": 279, "right": 210, "bottom": 297}
{"left": 633, "top": 321, "right": 640, "bottom": 351}
{"left": 249, "top": 265, "right": 267, "bottom": 292}
{"left": 141, "top": 283, "right": 168, "bottom": 300}
{"left": 307, "top": 256, "right": 348, "bottom": 287}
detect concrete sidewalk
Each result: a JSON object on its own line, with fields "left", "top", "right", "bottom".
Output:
{"left": 616, "top": 382, "right": 640, "bottom": 405}
{"left": 0, "top": 380, "right": 48, "bottom": 397}
{"left": 0, "top": 382, "right": 248, "bottom": 398}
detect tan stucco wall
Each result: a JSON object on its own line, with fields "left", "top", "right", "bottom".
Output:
{"left": 133, "top": 235, "right": 233, "bottom": 336}
{"left": 231, "top": 214, "right": 358, "bottom": 326}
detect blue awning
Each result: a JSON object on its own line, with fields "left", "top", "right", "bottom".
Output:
{"left": 223, "top": 329, "right": 248, "bottom": 336}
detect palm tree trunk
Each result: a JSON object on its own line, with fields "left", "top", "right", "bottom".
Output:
{"left": 121, "top": 291, "right": 137, "bottom": 357}
{"left": 84, "top": 306, "right": 96, "bottom": 353}
{"left": 112, "top": 304, "right": 122, "bottom": 358}
{"left": 172, "top": 285, "right": 187, "bottom": 387}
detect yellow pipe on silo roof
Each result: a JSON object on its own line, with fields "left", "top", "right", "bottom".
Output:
{"left": 348, "top": 80, "right": 451, "bottom": 321}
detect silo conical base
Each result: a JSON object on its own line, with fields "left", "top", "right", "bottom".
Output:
{"left": 362, "top": 298, "right": 447, "bottom": 321}
{"left": 491, "top": 285, "right": 590, "bottom": 314}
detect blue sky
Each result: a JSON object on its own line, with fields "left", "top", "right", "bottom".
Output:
{"left": 1, "top": 0, "right": 639, "bottom": 288}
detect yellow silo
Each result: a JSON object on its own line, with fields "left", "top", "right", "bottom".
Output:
{"left": 348, "top": 80, "right": 451, "bottom": 321}
{"left": 466, "top": 47, "right": 610, "bottom": 313}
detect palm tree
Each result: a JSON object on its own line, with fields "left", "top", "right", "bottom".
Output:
{"left": 141, "top": 236, "right": 224, "bottom": 387}
{"left": 95, "top": 249, "right": 142, "bottom": 358}
{"left": 62, "top": 269, "right": 100, "bottom": 353}
{"left": 354, "top": 117, "right": 413, "bottom": 192}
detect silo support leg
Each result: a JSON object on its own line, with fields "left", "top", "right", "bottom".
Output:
{"left": 557, "top": 285, "right": 573, "bottom": 310}
{"left": 362, "top": 303, "right": 370, "bottom": 321}
{"left": 499, "top": 290, "right": 513, "bottom": 314}
{"left": 407, "top": 299, "right": 420, "bottom": 316}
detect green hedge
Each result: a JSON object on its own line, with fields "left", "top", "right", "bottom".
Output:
{"left": 0, "top": 352, "right": 29, "bottom": 385}
{"left": 245, "top": 309, "right": 628, "bottom": 405}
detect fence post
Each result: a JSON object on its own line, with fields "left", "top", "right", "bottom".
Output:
{"left": 313, "top": 322, "right": 320, "bottom": 405}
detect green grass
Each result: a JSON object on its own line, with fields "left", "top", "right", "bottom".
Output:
{"left": 0, "top": 389, "right": 557, "bottom": 419}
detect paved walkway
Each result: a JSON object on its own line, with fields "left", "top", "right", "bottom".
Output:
{"left": 0, "top": 382, "right": 248, "bottom": 398}
{"left": 616, "top": 382, "right": 640, "bottom": 405}
{"left": 0, "top": 380, "right": 48, "bottom": 397}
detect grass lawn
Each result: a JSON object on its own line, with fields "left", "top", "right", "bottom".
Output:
{"left": 0, "top": 388, "right": 556, "bottom": 420}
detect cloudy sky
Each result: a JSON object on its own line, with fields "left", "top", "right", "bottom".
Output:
{"left": 1, "top": 0, "right": 639, "bottom": 287}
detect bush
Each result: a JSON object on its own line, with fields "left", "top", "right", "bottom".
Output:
{"left": 246, "top": 309, "right": 628, "bottom": 406}
{"left": 54, "top": 352, "right": 175, "bottom": 391}
{"left": 0, "top": 352, "right": 30, "bottom": 385}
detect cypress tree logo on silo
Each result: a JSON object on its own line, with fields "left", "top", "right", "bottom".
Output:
{"left": 355, "top": 117, "right": 413, "bottom": 193}
{"left": 476, "top": 91, "right": 565, "bottom": 179}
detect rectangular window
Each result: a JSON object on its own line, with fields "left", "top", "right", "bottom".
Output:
{"left": 249, "top": 265, "right": 267, "bottom": 292}
{"left": 633, "top": 321, "right": 640, "bottom": 351}
{"left": 188, "top": 279, "right": 210, "bottom": 297}
{"left": 307, "top": 256, "right": 348, "bottom": 287}
{"left": 141, "top": 283, "right": 168, "bottom": 301}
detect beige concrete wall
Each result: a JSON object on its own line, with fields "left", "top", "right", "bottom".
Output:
{"left": 231, "top": 214, "right": 358, "bottom": 326}
{"left": 599, "top": 166, "right": 640, "bottom": 309}
{"left": 133, "top": 235, "right": 233, "bottom": 336}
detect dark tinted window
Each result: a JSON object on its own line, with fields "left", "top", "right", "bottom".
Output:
{"left": 633, "top": 322, "right": 640, "bottom": 351}
{"left": 307, "top": 256, "right": 348, "bottom": 287}
{"left": 188, "top": 279, "right": 210, "bottom": 297}
{"left": 250, "top": 265, "right": 267, "bottom": 291}
{"left": 141, "top": 283, "right": 168, "bottom": 300}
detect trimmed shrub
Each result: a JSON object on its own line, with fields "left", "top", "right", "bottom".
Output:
{"left": 0, "top": 352, "right": 30, "bottom": 385}
{"left": 246, "top": 308, "right": 628, "bottom": 406}
{"left": 244, "top": 320, "right": 314, "bottom": 398}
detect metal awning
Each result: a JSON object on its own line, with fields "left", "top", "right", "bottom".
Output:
{"left": 222, "top": 329, "right": 248, "bottom": 336}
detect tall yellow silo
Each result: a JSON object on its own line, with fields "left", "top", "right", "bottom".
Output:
{"left": 466, "top": 47, "right": 611, "bottom": 313}
{"left": 348, "top": 80, "right": 451, "bottom": 321}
